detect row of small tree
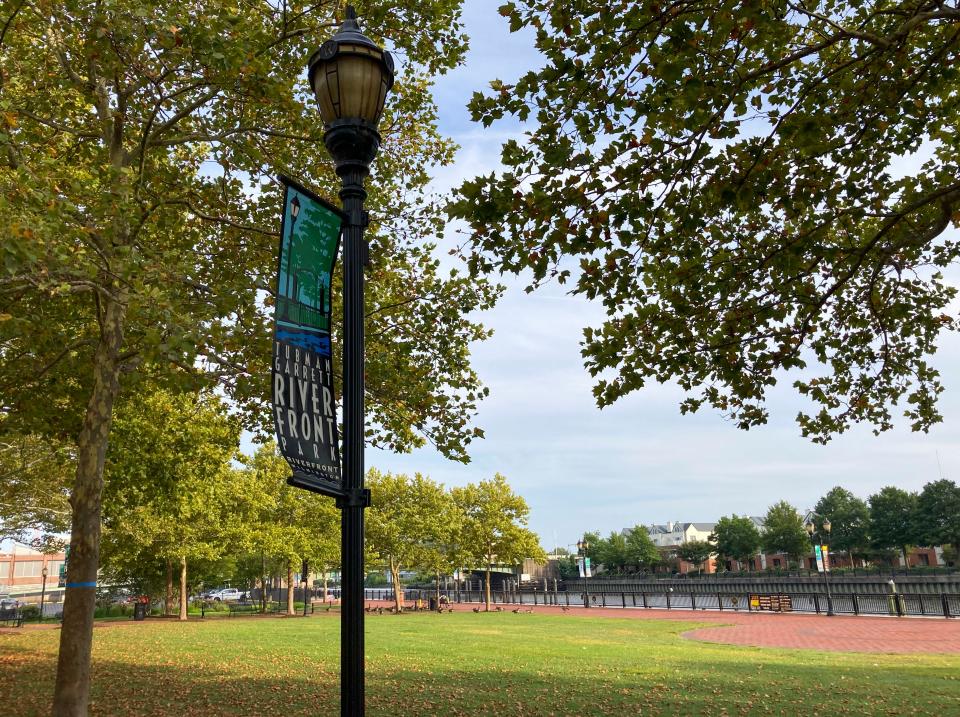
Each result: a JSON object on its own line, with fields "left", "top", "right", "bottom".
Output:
{"left": 368, "top": 470, "right": 545, "bottom": 612}
{"left": 553, "top": 527, "right": 662, "bottom": 577}
{"left": 2, "top": 388, "right": 545, "bottom": 617}
{"left": 708, "top": 483, "right": 960, "bottom": 571}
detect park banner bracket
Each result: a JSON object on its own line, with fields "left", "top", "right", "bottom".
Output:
{"left": 272, "top": 175, "right": 346, "bottom": 499}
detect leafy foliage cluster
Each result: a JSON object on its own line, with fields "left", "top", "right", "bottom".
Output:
{"left": 710, "top": 480, "right": 960, "bottom": 570}
{"left": 580, "top": 526, "right": 661, "bottom": 573}
{"left": 451, "top": 0, "right": 960, "bottom": 441}
{"left": 13, "top": 387, "right": 547, "bottom": 614}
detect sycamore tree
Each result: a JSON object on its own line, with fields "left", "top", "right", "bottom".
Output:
{"left": 624, "top": 525, "right": 661, "bottom": 569}
{"left": 0, "top": 1, "right": 496, "bottom": 712}
{"left": 452, "top": 474, "right": 545, "bottom": 611}
{"left": 0, "top": 435, "right": 71, "bottom": 549}
{"left": 451, "top": 1, "right": 960, "bottom": 442}
{"left": 760, "top": 501, "right": 809, "bottom": 565}
{"left": 366, "top": 469, "right": 455, "bottom": 612}
{"left": 869, "top": 486, "right": 920, "bottom": 565}
{"left": 237, "top": 443, "right": 339, "bottom": 615}
{"left": 677, "top": 539, "right": 713, "bottom": 574}
{"left": 815, "top": 486, "right": 871, "bottom": 565}
{"left": 711, "top": 515, "right": 761, "bottom": 570}
{"left": 100, "top": 389, "right": 241, "bottom": 620}
{"left": 916, "top": 479, "right": 960, "bottom": 552}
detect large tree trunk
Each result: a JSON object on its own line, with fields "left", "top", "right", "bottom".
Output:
{"left": 390, "top": 556, "right": 403, "bottom": 613}
{"left": 52, "top": 297, "right": 125, "bottom": 717}
{"left": 165, "top": 559, "right": 173, "bottom": 616}
{"left": 286, "top": 561, "right": 295, "bottom": 616}
{"left": 485, "top": 562, "right": 492, "bottom": 612}
{"left": 179, "top": 557, "right": 188, "bottom": 621}
{"left": 260, "top": 553, "right": 267, "bottom": 613}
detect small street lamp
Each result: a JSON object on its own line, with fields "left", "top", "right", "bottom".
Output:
{"left": 805, "top": 517, "right": 834, "bottom": 616}
{"left": 577, "top": 539, "right": 591, "bottom": 608}
{"left": 282, "top": 194, "right": 301, "bottom": 320}
{"left": 39, "top": 566, "right": 48, "bottom": 623}
{"left": 308, "top": 7, "right": 394, "bottom": 716}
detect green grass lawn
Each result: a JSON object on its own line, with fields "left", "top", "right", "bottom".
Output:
{"left": 2, "top": 613, "right": 958, "bottom": 716}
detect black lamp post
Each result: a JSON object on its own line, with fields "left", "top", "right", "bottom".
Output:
{"left": 805, "top": 517, "right": 834, "bottom": 616}
{"left": 577, "top": 539, "right": 591, "bottom": 608}
{"left": 308, "top": 7, "right": 393, "bottom": 716}
{"left": 302, "top": 559, "right": 310, "bottom": 617}
{"left": 39, "top": 566, "right": 48, "bottom": 623}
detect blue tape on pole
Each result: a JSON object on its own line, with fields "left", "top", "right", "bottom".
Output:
{"left": 65, "top": 582, "right": 97, "bottom": 588}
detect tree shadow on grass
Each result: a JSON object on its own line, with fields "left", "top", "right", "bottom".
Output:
{"left": 2, "top": 645, "right": 958, "bottom": 717}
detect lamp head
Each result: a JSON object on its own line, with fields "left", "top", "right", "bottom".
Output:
{"left": 822, "top": 518, "right": 831, "bottom": 533}
{"left": 805, "top": 521, "right": 815, "bottom": 536}
{"left": 291, "top": 194, "right": 301, "bottom": 219}
{"left": 308, "top": 6, "right": 394, "bottom": 170}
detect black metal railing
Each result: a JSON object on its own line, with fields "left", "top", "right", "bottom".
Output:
{"left": 381, "top": 587, "right": 960, "bottom": 619}
{"left": 276, "top": 296, "right": 328, "bottom": 330}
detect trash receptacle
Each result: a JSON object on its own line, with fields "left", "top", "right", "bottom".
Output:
{"left": 429, "top": 597, "right": 438, "bottom": 611}
{"left": 133, "top": 602, "right": 147, "bottom": 621}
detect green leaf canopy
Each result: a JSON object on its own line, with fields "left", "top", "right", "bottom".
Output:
{"left": 451, "top": 0, "right": 960, "bottom": 442}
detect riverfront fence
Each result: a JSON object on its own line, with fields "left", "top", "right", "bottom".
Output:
{"left": 370, "top": 584, "right": 960, "bottom": 619}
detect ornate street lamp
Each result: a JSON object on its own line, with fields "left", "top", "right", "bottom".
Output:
{"left": 308, "top": 7, "right": 393, "bottom": 716}
{"left": 282, "top": 195, "right": 301, "bottom": 320}
{"left": 40, "top": 566, "right": 48, "bottom": 623}
{"left": 806, "top": 518, "right": 834, "bottom": 616}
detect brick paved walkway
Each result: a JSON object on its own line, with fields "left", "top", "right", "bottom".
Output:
{"left": 411, "top": 602, "right": 960, "bottom": 654}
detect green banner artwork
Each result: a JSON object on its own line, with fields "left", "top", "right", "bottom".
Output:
{"left": 272, "top": 176, "right": 345, "bottom": 496}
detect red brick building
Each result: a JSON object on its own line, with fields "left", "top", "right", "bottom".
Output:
{"left": 0, "top": 545, "right": 67, "bottom": 592}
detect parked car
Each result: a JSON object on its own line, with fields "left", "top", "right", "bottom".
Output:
{"left": 0, "top": 597, "right": 20, "bottom": 610}
{"left": 208, "top": 588, "right": 244, "bottom": 602}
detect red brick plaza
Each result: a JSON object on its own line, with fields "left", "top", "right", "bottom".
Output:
{"left": 419, "top": 603, "right": 960, "bottom": 654}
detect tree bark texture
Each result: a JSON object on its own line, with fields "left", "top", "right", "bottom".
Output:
{"left": 259, "top": 553, "right": 267, "bottom": 613}
{"left": 52, "top": 297, "right": 125, "bottom": 717}
{"left": 165, "top": 559, "right": 173, "bottom": 616}
{"left": 390, "top": 556, "right": 403, "bottom": 613}
{"left": 286, "top": 561, "right": 295, "bottom": 615}
{"left": 485, "top": 562, "right": 492, "bottom": 612}
{"left": 179, "top": 556, "right": 188, "bottom": 621}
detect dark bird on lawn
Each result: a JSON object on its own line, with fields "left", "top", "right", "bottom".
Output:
{"left": 472, "top": 607, "right": 480, "bottom": 613}
{"left": 495, "top": 606, "right": 504, "bottom": 612}
{"left": 377, "top": 607, "right": 384, "bottom": 615}
{"left": 561, "top": 606, "right": 570, "bottom": 612}
{"left": 512, "top": 608, "right": 521, "bottom": 614}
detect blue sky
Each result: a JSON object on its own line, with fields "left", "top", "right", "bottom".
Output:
{"left": 368, "top": 1, "right": 960, "bottom": 552}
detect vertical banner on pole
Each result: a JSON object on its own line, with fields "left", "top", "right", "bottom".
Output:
{"left": 273, "top": 176, "right": 346, "bottom": 498}
{"left": 814, "top": 544, "right": 825, "bottom": 573}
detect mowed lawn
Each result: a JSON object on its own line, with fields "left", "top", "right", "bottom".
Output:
{"left": 2, "top": 612, "right": 958, "bottom": 716}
